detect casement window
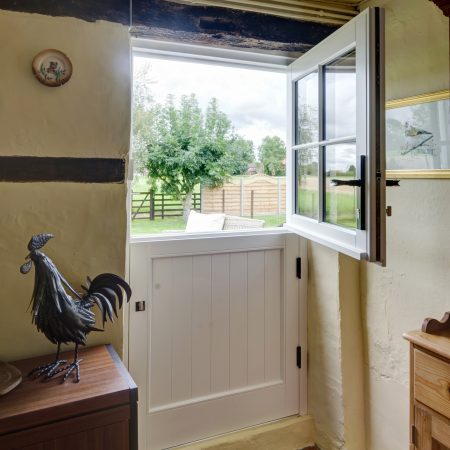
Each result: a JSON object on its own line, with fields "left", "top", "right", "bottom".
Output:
{"left": 285, "top": 7, "right": 387, "bottom": 265}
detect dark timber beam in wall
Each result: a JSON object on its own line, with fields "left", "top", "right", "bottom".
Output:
{"left": 430, "top": 0, "right": 450, "bottom": 17}
{"left": 131, "top": 0, "right": 338, "bottom": 55}
{"left": 0, "top": 0, "right": 339, "bottom": 55}
{"left": 0, "top": 0, "right": 130, "bottom": 24}
{"left": 0, "top": 157, "right": 125, "bottom": 183}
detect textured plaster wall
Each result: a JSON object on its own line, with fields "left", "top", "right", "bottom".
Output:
{"left": 360, "top": 1, "right": 450, "bottom": 449}
{"left": 307, "top": 1, "right": 449, "bottom": 449}
{"left": 0, "top": 10, "right": 131, "bottom": 361}
{"left": 308, "top": 245, "right": 365, "bottom": 450}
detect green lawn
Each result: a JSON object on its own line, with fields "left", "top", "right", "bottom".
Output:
{"left": 131, "top": 214, "right": 285, "bottom": 235}
{"left": 298, "top": 189, "right": 356, "bottom": 229}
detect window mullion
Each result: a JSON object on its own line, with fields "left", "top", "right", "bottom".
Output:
{"left": 318, "top": 64, "right": 325, "bottom": 223}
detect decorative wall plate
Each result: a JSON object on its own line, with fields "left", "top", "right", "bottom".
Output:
{"left": 0, "top": 361, "right": 22, "bottom": 396}
{"left": 32, "top": 49, "right": 72, "bottom": 87}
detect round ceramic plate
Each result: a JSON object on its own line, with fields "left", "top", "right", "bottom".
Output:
{"left": 32, "top": 49, "right": 72, "bottom": 87}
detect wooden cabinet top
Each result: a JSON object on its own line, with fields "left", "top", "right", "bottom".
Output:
{"left": 404, "top": 329, "right": 450, "bottom": 360}
{"left": 0, "top": 345, "right": 137, "bottom": 435}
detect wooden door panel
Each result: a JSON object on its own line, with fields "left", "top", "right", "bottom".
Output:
{"left": 129, "top": 233, "right": 303, "bottom": 450}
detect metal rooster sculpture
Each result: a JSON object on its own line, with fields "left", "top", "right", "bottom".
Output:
{"left": 20, "top": 233, "right": 131, "bottom": 383}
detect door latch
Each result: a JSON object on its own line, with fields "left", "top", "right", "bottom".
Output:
{"left": 135, "top": 301, "right": 146, "bottom": 312}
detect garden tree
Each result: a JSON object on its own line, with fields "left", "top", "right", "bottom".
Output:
{"left": 258, "top": 136, "right": 286, "bottom": 176}
{"left": 145, "top": 95, "right": 248, "bottom": 221}
{"left": 227, "top": 136, "right": 255, "bottom": 175}
{"left": 132, "top": 64, "right": 158, "bottom": 176}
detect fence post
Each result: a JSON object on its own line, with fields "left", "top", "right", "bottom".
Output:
{"left": 161, "top": 194, "right": 165, "bottom": 220}
{"left": 277, "top": 177, "right": 281, "bottom": 216}
{"left": 200, "top": 186, "right": 204, "bottom": 213}
{"left": 150, "top": 191, "right": 155, "bottom": 221}
{"left": 222, "top": 189, "right": 225, "bottom": 213}
{"left": 240, "top": 179, "right": 244, "bottom": 217}
{"left": 251, "top": 190, "right": 254, "bottom": 218}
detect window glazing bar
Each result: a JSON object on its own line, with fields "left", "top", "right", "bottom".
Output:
{"left": 291, "top": 135, "right": 356, "bottom": 151}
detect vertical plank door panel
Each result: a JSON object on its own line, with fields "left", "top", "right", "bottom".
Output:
{"left": 211, "top": 254, "right": 230, "bottom": 393}
{"left": 171, "top": 257, "right": 193, "bottom": 403}
{"left": 264, "top": 249, "right": 282, "bottom": 382}
{"left": 150, "top": 257, "right": 173, "bottom": 407}
{"left": 191, "top": 255, "right": 213, "bottom": 398}
{"left": 229, "top": 252, "right": 248, "bottom": 389}
{"left": 247, "top": 251, "right": 266, "bottom": 386}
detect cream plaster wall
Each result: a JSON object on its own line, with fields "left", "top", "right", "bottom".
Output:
{"left": 0, "top": 10, "right": 131, "bottom": 361}
{"left": 307, "top": 1, "right": 449, "bottom": 449}
{"left": 360, "top": 2, "right": 450, "bottom": 449}
{"left": 308, "top": 245, "right": 365, "bottom": 450}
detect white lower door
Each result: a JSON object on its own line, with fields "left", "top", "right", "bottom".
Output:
{"left": 128, "top": 231, "right": 306, "bottom": 450}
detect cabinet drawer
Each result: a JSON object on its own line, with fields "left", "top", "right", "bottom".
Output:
{"left": 415, "top": 349, "right": 450, "bottom": 418}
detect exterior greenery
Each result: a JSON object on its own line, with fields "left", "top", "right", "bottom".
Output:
{"left": 258, "top": 136, "right": 286, "bottom": 176}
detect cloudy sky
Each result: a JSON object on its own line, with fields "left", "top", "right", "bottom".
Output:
{"left": 133, "top": 55, "right": 287, "bottom": 151}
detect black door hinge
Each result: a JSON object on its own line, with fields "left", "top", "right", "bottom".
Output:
{"left": 411, "top": 424, "right": 416, "bottom": 446}
{"left": 296, "top": 257, "right": 302, "bottom": 279}
{"left": 135, "top": 301, "right": 146, "bottom": 312}
{"left": 296, "top": 346, "right": 302, "bottom": 369}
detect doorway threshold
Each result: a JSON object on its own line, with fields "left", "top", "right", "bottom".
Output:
{"left": 173, "top": 415, "right": 315, "bottom": 450}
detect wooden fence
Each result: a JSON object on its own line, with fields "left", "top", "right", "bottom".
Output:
{"left": 132, "top": 192, "right": 201, "bottom": 220}
{"left": 202, "top": 175, "right": 286, "bottom": 217}
{"left": 132, "top": 175, "right": 286, "bottom": 220}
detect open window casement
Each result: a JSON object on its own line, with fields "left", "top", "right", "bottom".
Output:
{"left": 285, "top": 7, "right": 386, "bottom": 265}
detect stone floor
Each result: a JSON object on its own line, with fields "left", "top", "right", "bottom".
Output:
{"left": 176, "top": 416, "right": 316, "bottom": 450}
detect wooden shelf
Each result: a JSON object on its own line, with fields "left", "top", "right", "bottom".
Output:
{"left": 0, "top": 345, "right": 137, "bottom": 450}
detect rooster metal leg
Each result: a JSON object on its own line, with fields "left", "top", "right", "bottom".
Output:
{"left": 62, "top": 344, "right": 82, "bottom": 383}
{"left": 28, "top": 343, "right": 67, "bottom": 379}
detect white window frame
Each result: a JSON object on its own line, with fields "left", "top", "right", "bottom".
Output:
{"left": 129, "top": 38, "right": 293, "bottom": 243}
{"left": 284, "top": 7, "right": 386, "bottom": 264}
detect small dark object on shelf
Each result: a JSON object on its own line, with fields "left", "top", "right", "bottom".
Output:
{"left": 20, "top": 233, "right": 132, "bottom": 383}
{"left": 422, "top": 311, "right": 450, "bottom": 334}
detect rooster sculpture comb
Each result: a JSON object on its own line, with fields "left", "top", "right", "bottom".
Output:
{"left": 20, "top": 233, "right": 131, "bottom": 383}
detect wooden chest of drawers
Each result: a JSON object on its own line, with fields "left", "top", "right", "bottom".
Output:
{"left": 0, "top": 345, "right": 137, "bottom": 450}
{"left": 404, "top": 330, "right": 450, "bottom": 450}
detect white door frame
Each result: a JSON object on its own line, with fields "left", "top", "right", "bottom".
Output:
{"left": 124, "top": 41, "right": 308, "bottom": 448}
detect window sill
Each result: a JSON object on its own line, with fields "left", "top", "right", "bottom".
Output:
{"left": 283, "top": 223, "right": 366, "bottom": 260}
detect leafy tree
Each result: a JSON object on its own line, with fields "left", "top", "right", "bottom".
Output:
{"left": 145, "top": 95, "right": 245, "bottom": 220}
{"left": 132, "top": 64, "right": 158, "bottom": 176}
{"left": 258, "top": 136, "right": 286, "bottom": 176}
{"left": 227, "top": 137, "right": 255, "bottom": 175}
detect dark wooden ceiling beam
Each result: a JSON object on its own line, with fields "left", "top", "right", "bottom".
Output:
{"left": 430, "top": 0, "right": 450, "bottom": 17}
{"left": 0, "top": 0, "right": 339, "bottom": 56}
{"left": 131, "top": 0, "right": 338, "bottom": 55}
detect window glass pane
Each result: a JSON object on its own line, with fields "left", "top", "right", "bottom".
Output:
{"left": 296, "top": 72, "right": 319, "bottom": 145}
{"left": 297, "top": 147, "right": 319, "bottom": 219}
{"left": 325, "top": 50, "right": 356, "bottom": 140}
{"left": 325, "top": 143, "right": 357, "bottom": 228}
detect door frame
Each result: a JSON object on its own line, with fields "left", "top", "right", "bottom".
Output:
{"left": 124, "top": 40, "right": 308, "bottom": 447}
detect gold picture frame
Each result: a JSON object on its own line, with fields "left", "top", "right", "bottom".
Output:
{"left": 386, "top": 89, "right": 450, "bottom": 179}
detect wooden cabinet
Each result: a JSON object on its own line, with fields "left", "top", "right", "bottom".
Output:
{"left": 404, "top": 331, "right": 450, "bottom": 450}
{"left": 0, "top": 345, "right": 137, "bottom": 450}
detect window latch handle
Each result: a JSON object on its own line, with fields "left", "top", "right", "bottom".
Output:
{"left": 330, "top": 178, "right": 362, "bottom": 187}
{"left": 386, "top": 179, "right": 400, "bottom": 187}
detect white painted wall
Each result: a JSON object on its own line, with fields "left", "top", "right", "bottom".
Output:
{"left": 308, "top": 1, "right": 449, "bottom": 449}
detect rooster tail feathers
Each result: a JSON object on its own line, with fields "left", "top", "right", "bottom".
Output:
{"left": 83, "top": 273, "right": 132, "bottom": 327}
{"left": 91, "top": 293, "right": 114, "bottom": 326}
{"left": 88, "top": 273, "right": 131, "bottom": 306}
